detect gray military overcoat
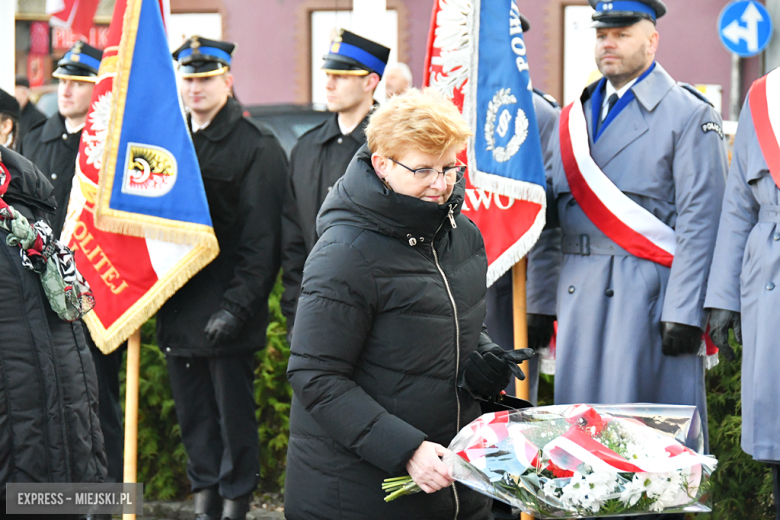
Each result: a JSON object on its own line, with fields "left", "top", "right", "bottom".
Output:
{"left": 538, "top": 63, "right": 727, "bottom": 445}
{"left": 705, "top": 90, "right": 780, "bottom": 463}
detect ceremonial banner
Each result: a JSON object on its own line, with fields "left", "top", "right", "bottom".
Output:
{"left": 63, "top": 0, "right": 218, "bottom": 353}
{"left": 425, "top": 0, "right": 546, "bottom": 285}
{"left": 46, "top": 0, "right": 100, "bottom": 35}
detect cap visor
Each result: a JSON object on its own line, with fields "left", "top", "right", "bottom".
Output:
{"left": 178, "top": 64, "right": 229, "bottom": 78}
{"left": 321, "top": 57, "right": 372, "bottom": 75}
{"left": 52, "top": 69, "right": 98, "bottom": 83}
{"left": 591, "top": 15, "right": 647, "bottom": 28}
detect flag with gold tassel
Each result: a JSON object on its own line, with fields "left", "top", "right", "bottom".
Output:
{"left": 63, "top": 0, "right": 218, "bottom": 353}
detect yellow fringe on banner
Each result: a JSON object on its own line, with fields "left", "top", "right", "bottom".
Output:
{"left": 85, "top": 241, "right": 218, "bottom": 354}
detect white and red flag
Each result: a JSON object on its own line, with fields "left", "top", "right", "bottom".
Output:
{"left": 424, "top": 0, "right": 546, "bottom": 285}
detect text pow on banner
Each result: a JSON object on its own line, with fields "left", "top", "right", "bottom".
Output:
{"left": 63, "top": 0, "right": 218, "bottom": 353}
{"left": 425, "top": 0, "right": 546, "bottom": 285}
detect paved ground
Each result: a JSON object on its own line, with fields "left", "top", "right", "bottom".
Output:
{"left": 138, "top": 499, "right": 284, "bottom": 519}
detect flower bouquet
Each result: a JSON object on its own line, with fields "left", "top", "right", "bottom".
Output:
{"left": 383, "top": 404, "right": 717, "bottom": 518}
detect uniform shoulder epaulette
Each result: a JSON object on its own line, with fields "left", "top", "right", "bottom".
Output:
{"left": 242, "top": 115, "right": 276, "bottom": 137}
{"left": 533, "top": 88, "right": 560, "bottom": 108}
{"left": 297, "top": 117, "right": 329, "bottom": 140}
{"left": 26, "top": 116, "right": 47, "bottom": 135}
{"left": 678, "top": 83, "right": 714, "bottom": 108}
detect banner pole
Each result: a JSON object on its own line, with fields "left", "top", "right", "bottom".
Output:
{"left": 512, "top": 259, "right": 530, "bottom": 400}
{"left": 123, "top": 329, "right": 141, "bottom": 520}
{"left": 512, "top": 259, "right": 535, "bottom": 520}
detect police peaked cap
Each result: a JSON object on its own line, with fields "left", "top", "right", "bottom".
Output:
{"left": 588, "top": 0, "right": 667, "bottom": 28}
{"left": 322, "top": 30, "right": 391, "bottom": 77}
{"left": 53, "top": 41, "right": 103, "bottom": 82}
{"left": 173, "top": 36, "right": 236, "bottom": 78}
{"left": 0, "top": 88, "right": 20, "bottom": 121}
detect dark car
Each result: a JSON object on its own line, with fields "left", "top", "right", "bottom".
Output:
{"left": 245, "top": 103, "right": 331, "bottom": 158}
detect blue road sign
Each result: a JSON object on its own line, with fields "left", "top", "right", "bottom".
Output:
{"left": 719, "top": 0, "right": 773, "bottom": 57}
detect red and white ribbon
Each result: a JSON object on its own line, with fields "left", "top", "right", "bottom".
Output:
{"left": 559, "top": 99, "right": 676, "bottom": 267}
{"left": 750, "top": 68, "right": 780, "bottom": 188}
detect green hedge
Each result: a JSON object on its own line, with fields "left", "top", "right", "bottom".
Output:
{"left": 122, "top": 287, "right": 775, "bottom": 515}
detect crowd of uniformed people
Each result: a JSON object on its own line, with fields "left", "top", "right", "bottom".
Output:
{"left": 0, "top": 0, "right": 777, "bottom": 519}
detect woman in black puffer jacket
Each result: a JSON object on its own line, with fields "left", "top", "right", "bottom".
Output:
{"left": 284, "top": 90, "right": 531, "bottom": 520}
{"left": 0, "top": 146, "right": 106, "bottom": 516}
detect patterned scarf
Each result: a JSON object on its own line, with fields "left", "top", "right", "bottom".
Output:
{"left": 0, "top": 154, "right": 95, "bottom": 322}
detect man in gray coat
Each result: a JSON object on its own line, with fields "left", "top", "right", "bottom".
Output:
{"left": 534, "top": 3, "right": 727, "bottom": 511}
{"left": 484, "top": 11, "right": 562, "bottom": 404}
{"left": 705, "top": 69, "right": 780, "bottom": 519}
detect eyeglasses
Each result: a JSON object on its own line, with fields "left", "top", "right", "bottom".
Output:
{"left": 389, "top": 158, "right": 466, "bottom": 186}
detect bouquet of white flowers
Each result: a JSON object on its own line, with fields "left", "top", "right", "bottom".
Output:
{"left": 383, "top": 404, "right": 716, "bottom": 518}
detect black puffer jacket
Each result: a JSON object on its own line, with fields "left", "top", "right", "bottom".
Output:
{"left": 0, "top": 146, "right": 106, "bottom": 498}
{"left": 285, "top": 145, "right": 493, "bottom": 520}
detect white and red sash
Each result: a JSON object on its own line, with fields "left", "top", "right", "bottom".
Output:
{"left": 559, "top": 98, "right": 676, "bottom": 268}
{"left": 749, "top": 68, "right": 780, "bottom": 188}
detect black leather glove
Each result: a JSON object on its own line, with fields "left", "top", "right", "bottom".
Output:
{"left": 527, "top": 314, "right": 556, "bottom": 351}
{"left": 708, "top": 309, "right": 742, "bottom": 362}
{"left": 462, "top": 346, "right": 534, "bottom": 399}
{"left": 661, "top": 322, "right": 702, "bottom": 357}
{"left": 204, "top": 310, "right": 243, "bottom": 346}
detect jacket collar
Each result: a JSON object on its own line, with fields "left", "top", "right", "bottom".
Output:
{"left": 40, "top": 113, "right": 69, "bottom": 143}
{"left": 188, "top": 97, "right": 244, "bottom": 142}
{"left": 631, "top": 62, "right": 675, "bottom": 112}
{"left": 313, "top": 104, "right": 375, "bottom": 145}
{"left": 317, "top": 144, "right": 465, "bottom": 244}
{"left": 581, "top": 61, "right": 674, "bottom": 113}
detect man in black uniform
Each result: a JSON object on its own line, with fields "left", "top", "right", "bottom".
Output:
{"left": 160, "top": 36, "right": 288, "bottom": 520}
{"left": 280, "top": 30, "right": 390, "bottom": 331}
{"left": 19, "top": 41, "right": 101, "bottom": 237}
{"left": 18, "top": 45, "right": 126, "bottom": 517}
{"left": 14, "top": 76, "right": 46, "bottom": 142}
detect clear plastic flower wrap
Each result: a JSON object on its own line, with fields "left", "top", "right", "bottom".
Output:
{"left": 383, "top": 404, "right": 717, "bottom": 518}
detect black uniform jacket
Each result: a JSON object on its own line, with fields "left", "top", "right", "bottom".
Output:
{"left": 285, "top": 146, "right": 493, "bottom": 520}
{"left": 156, "top": 97, "right": 288, "bottom": 357}
{"left": 280, "top": 110, "right": 372, "bottom": 328}
{"left": 0, "top": 146, "right": 106, "bottom": 498}
{"left": 18, "top": 113, "right": 81, "bottom": 237}
{"left": 19, "top": 101, "right": 47, "bottom": 142}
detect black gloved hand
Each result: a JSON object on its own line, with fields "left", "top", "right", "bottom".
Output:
{"left": 661, "top": 322, "right": 702, "bottom": 357}
{"left": 204, "top": 309, "right": 244, "bottom": 346}
{"left": 527, "top": 314, "right": 556, "bottom": 351}
{"left": 462, "top": 346, "right": 534, "bottom": 399}
{"left": 708, "top": 309, "right": 742, "bottom": 362}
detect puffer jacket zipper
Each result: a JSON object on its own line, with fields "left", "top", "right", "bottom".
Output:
{"left": 431, "top": 204, "right": 460, "bottom": 519}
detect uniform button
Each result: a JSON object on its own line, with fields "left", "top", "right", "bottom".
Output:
{"left": 337, "top": 137, "right": 343, "bottom": 144}
{"left": 62, "top": 133, "right": 68, "bottom": 140}
{"left": 774, "top": 232, "right": 780, "bottom": 241}
{"left": 767, "top": 283, "right": 775, "bottom": 291}
{"left": 568, "top": 286, "right": 575, "bottom": 294}
{"left": 51, "top": 173, "right": 58, "bottom": 180}
{"left": 605, "top": 289, "right": 614, "bottom": 297}
{"left": 166, "top": 347, "right": 171, "bottom": 352}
